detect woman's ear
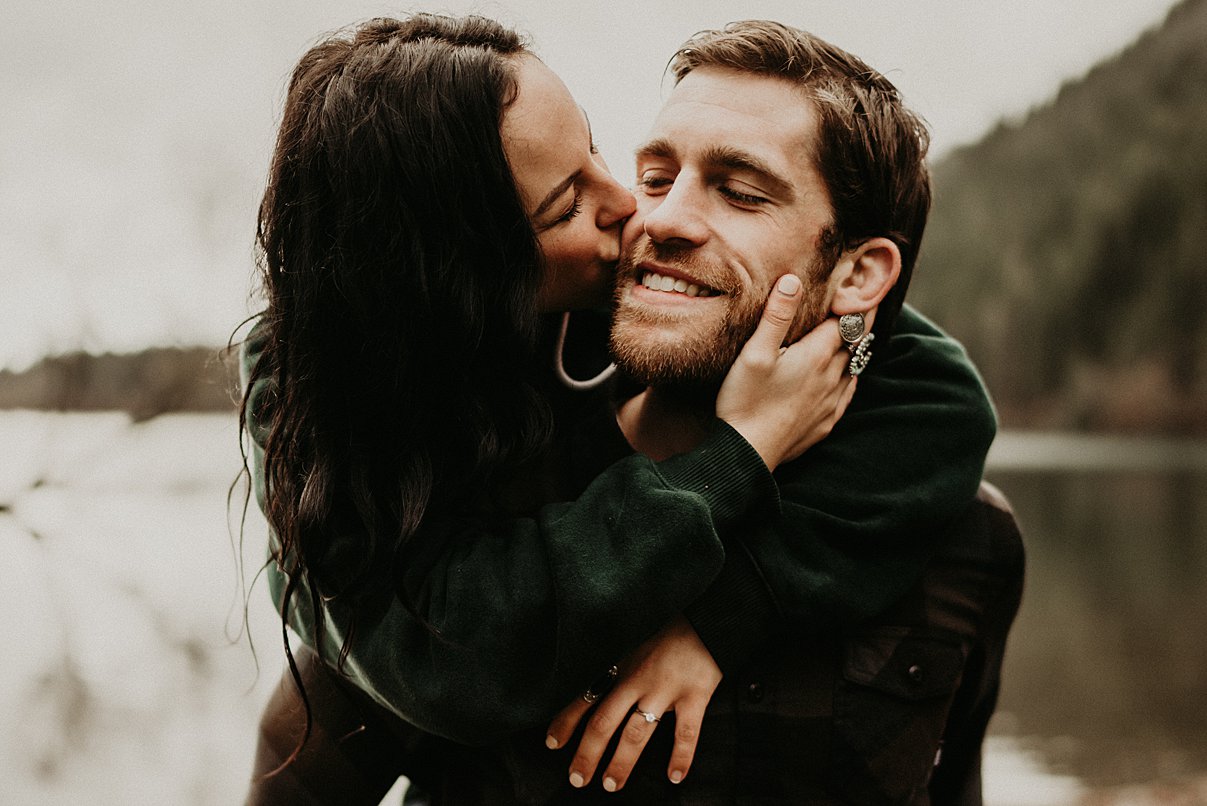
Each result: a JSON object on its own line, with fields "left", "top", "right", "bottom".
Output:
{"left": 828, "top": 237, "right": 901, "bottom": 316}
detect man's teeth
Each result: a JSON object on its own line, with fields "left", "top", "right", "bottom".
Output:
{"left": 639, "top": 272, "right": 714, "bottom": 297}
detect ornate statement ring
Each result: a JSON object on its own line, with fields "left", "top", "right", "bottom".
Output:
{"left": 847, "top": 332, "right": 875, "bottom": 377}
{"left": 838, "top": 312, "right": 866, "bottom": 347}
{"left": 581, "top": 665, "right": 619, "bottom": 704}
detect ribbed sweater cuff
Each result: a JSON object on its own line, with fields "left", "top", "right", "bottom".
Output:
{"left": 655, "top": 419, "right": 781, "bottom": 529}
{"left": 684, "top": 541, "right": 781, "bottom": 676}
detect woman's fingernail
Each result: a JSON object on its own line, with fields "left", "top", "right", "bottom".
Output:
{"left": 777, "top": 274, "right": 801, "bottom": 294}
{"left": 545, "top": 735, "right": 559, "bottom": 750}
{"left": 570, "top": 772, "right": 585, "bottom": 788}
{"left": 603, "top": 777, "right": 618, "bottom": 792}
{"left": 670, "top": 770, "right": 684, "bottom": 784}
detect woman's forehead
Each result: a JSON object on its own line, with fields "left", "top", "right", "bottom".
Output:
{"left": 501, "top": 56, "right": 590, "bottom": 210}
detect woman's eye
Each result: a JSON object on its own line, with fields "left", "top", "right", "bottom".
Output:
{"left": 555, "top": 195, "right": 583, "bottom": 224}
{"left": 719, "top": 186, "right": 768, "bottom": 205}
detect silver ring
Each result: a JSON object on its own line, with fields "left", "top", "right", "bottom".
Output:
{"left": 581, "top": 690, "right": 600, "bottom": 704}
{"left": 634, "top": 707, "right": 661, "bottom": 724}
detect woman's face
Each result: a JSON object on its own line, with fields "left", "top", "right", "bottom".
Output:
{"left": 501, "top": 56, "right": 636, "bottom": 313}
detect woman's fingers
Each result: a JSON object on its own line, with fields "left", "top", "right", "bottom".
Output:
{"left": 545, "top": 696, "right": 592, "bottom": 751}
{"left": 718, "top": 312, "right": 856, "bottom": 470}
{"left": 562, "top": 617, "right": 722, "bottom": 791}
{"left": 780, "top": 314, "right": 845, "bottom": 367}
{"left": 567, "top": 690, "right": 636, "bottom": 788}
{"left": 547, "top": 664, "right": 618, "bottom": 751}
{"left": 738, "top": 273, "right": 803, "bottom": 359}
{"left": 597, "top": 701, "right": 669, "bottom": 792}
{"left": 666, "top": 696, "right": 707, "bottom": 785}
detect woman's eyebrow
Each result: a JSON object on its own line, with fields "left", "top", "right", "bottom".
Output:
{"left": 581, "top": 107, "right": 596, "bottom": 151}
{"left": 533, "top": 171, "right": 582, "bottom": 219}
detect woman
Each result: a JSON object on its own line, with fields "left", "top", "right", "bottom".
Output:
{"left": 242, "top": 13, "right": 995, "bottom": 802}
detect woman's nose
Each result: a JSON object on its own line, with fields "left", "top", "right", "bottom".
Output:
{"left": 595, "top": 172, "right": 637, "bottom": 229}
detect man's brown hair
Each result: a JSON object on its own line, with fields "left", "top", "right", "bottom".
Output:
{"left": 670, "top": 20, "right": 931, "bottom": 335}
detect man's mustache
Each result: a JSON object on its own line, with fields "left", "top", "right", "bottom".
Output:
{"left": 617, "top": 237, "right": 742, "bottom": 298}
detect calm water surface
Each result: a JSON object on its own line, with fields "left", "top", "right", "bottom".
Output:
{"left": 2, "top": 415, "right": 1203, "bottom": 803}
{"left": 985, "top": 433, "right": 1207, "bottom": 791}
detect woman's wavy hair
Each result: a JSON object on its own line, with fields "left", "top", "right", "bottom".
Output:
{"left": 240, "top": 13, "right": 550, "bottom": 754}
{"left": 670, "top": 21, "right": 932, "bottom": 338}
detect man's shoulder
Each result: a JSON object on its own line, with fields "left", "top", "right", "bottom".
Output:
{"left": 830, "top": 303, "right": 997, "bottom": 452}
{"left": 886, "top": 304, "right": 951, "bottom": 345}
{"left": 878, "top": 304, "right": 979, "bottom": 377}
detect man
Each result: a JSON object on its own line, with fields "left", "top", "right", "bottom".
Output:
{"left": 249, "top": 20, "right": 1021, "bottom": 806}
{"left": 530, "top": 20, "right": 1022, "bottom": 803}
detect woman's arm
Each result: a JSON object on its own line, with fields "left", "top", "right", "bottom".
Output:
{"left": 242, "top": 279, "right": 848, "bottom": 746}
{"left": 252, "top": 422, "right": 759, "bottom": 745}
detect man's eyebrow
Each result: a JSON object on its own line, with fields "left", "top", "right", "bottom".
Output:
{"left": 701, "top": 145, "right": 795, "bottom": 201}
{"left": 636, "top": 139, "right": 795, "bottom": 201}
{"left": 635, "top": 137, "right": 676, "bottom": 162}
{"left": 533, "top": 170, "right": 581, "bottom": 220}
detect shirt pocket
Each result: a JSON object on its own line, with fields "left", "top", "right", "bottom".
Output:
{"left": 831, "top": 626, "right": 967, "bottom": 804}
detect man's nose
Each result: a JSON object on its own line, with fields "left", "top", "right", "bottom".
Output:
{"left": 642, "top": 179, "right": 708, "bottom": 247}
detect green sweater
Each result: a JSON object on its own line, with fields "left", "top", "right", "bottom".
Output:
{"left": 242, "top": 305, "right": 995, "bottom": 746}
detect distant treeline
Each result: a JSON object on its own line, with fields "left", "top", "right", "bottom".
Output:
{"left": 910, "top": 0, "right": 1207, "bottom": 434}
{"left": 0, "top": 347, "right": 238, "bottom": 422}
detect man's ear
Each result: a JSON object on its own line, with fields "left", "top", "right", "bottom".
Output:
{"left": 828, "top": 237, "right": 901, "bottom": 316}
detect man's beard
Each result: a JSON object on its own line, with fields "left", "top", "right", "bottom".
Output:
{"left": 609, "top": 238, "right": 830, "bottom": 390}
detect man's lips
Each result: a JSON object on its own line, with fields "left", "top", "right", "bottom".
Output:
{"left": 632, "top": 264, "right": 721, "bottom": 299}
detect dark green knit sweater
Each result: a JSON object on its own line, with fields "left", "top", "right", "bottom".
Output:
{"left": 242, "top": 304, "right": 995, "bottom": 745}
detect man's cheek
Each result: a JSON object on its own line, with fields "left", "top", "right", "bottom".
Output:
{"left": 619, "top": 210, "right": 648, "bottom": 250}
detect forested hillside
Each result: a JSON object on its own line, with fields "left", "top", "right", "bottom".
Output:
{"left": 911, "top": 0, "right": 1207, "bottom": 433}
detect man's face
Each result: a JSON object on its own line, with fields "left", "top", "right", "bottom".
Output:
{"left": 611, "top": 67, "right": 839, "bottom": 387}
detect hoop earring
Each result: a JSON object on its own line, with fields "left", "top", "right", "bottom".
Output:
{"left": 554, "top": 312, "right": 617, "bottom": 391}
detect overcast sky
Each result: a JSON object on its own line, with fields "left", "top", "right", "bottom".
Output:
{"left": 0, "top": 0, "right": 1184, "bottom": 369}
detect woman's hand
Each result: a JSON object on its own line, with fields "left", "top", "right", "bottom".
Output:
{"left": 716, "top": 274, "right": 859, "bottom": 471}
{"left": 545, "top": 615, "right": 721, "bottom": 792}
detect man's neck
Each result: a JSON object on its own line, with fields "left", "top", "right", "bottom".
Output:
{"left": 616, "top": 384, "right": 717, "bottom": 462}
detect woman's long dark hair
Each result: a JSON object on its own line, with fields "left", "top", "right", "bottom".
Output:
{"left": 240, "top": 14, "right": 552, "bottom": 764}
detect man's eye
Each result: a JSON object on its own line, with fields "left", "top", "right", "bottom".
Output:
{"left": 637, "top": 175, "right": 673, "bottom": 193}
{"left": 719, "top": 186, "right": 768, "bottom": 205}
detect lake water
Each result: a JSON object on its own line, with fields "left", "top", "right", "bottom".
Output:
{"left": 982, "top": 433, "right": 1207, "bottom": 804}
{"left": 0, "top": 413, "right": 1203, "bottom": 804}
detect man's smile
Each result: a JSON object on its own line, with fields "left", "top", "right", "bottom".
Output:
{"left": 637, "top": 269, "right": 720, "bottom": 298}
